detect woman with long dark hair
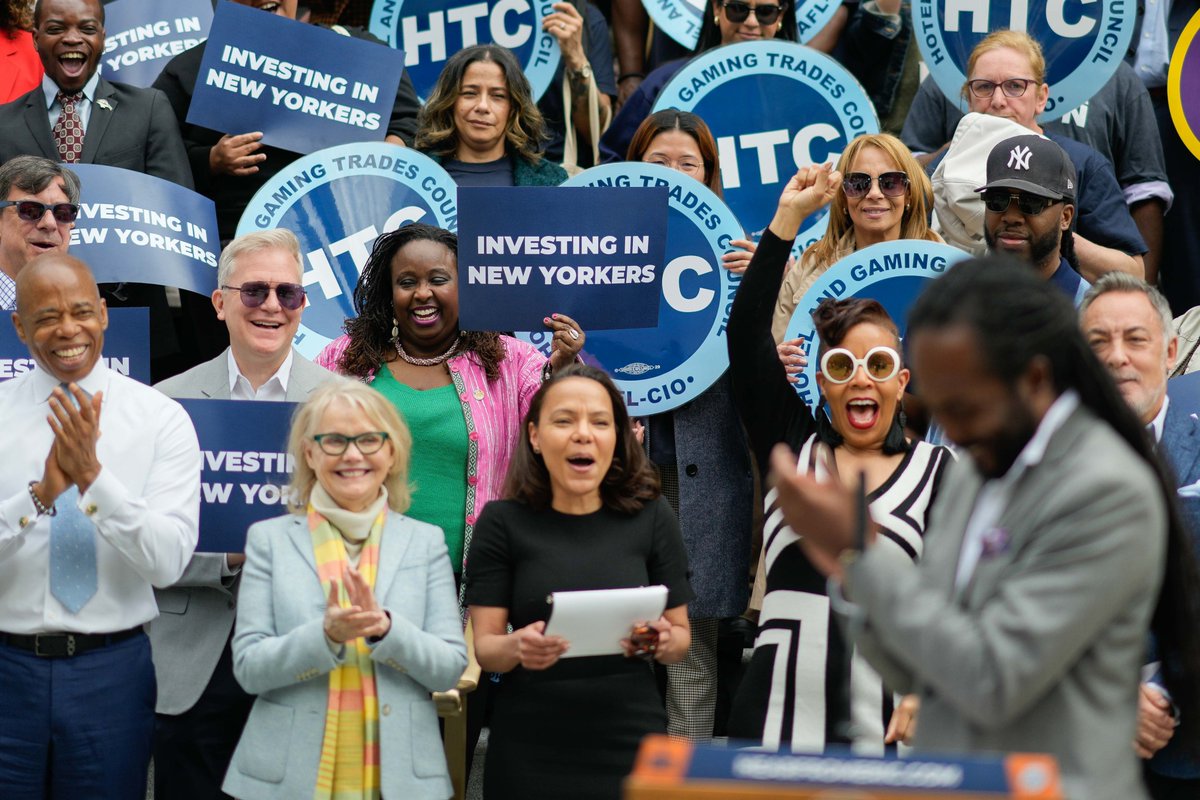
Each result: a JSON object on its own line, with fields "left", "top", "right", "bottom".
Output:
{"left": 466, "top": 364, "right": 693, "bottom": 799}
{"left": 415, "top": 44, "right": 568, "bottom": 187}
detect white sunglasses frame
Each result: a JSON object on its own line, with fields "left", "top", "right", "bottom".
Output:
{"left": 819, "top": 345, "right": 902, "bottom": 384}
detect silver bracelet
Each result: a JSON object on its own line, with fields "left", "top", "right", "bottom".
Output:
{"left": 27, "top": 482, "right": 56, "bottom": 517}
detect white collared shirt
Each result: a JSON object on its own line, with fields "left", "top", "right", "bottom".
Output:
{"left": 0, "top": 362, "right": 201, "bottom": 633}
{"left": 1149, "top": 395, "right": 1169, "bottom": 444}
{"left": 953, "top": 390, "right": 1081, "bottom": 591}
{"left": 42, "top": 71, "right": 100, "bottom": 132}
{"left": 227, "top": 347, "right": 292, "bottom": 402}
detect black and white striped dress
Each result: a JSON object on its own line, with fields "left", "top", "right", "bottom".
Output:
{"left": 724, "top": 228, "right": 953, "bottom": 752}
{"left": 741, "top": 434, "right": 951, "bottom": 752}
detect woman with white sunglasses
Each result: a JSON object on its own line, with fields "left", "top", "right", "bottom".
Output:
{"left": 725, "top": 169, "right": 953, "bottom": 753}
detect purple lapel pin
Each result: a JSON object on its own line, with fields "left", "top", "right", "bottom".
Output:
{"left": 980, "top": 527, "right": 1011, "bottom": 558}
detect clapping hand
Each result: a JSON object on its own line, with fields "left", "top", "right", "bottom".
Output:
{"left": 323, "top": 564, "right": 391, "bottom": 644}
{"left": 48, "top": 384, "right": 103, "bottom": 493}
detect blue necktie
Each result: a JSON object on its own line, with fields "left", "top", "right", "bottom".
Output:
{"left": 48, "top": 382, "right": 97, "bottom": 613}
{"left": 50, "top": 485, "right": 97, "bottom": 613}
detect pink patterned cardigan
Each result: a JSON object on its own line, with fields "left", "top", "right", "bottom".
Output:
{"left": 316, "top": 335, "right": 546, "bottom": 580}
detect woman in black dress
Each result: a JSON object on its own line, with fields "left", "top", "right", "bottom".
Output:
{"left": 466, "top": 364, "right": 693, "bottom": 799}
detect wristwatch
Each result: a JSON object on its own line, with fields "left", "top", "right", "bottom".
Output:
{"left": 568, "top": 64, "right": 593, "bottom": 87}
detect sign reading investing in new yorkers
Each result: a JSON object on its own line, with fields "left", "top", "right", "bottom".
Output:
{"left": 654, "top": 41, "right": 879, "bottom": 257}
{"left": 913, "top": 0, "right": 1137, "bottom": 121}
{"left": 783, "top": 240, "right": 970, "bottom": 409}
{"left": 642, "top": 0, "right": 841, "bottom": 51}
{"left": 0, "top": 308, "right": 150, "bottom": 385}
{"left": 101, "top": 0, "right": 212, "bottom": 88}
{"left": 456, "top": 186, "right": 669, "bottom": 332}
{"left": 67, "top": 164, "right": 220, "bottom": 297}
{"left": 187, "top": 1, "right": 406, "bottom": 155}
{"left": 518, "top": 163, "right": 744, "bottom": 415}
{"left": 178, "top": 399, "right": 297, "bottom": 553}
{"left": 238, "top": 143, "right": 459, "bottom": 361}
{"left": 369, "top": 0, "right": 561, "bottom": 101}
{"left": 1169, "top": 8, "right": 1200, "bottom": 162}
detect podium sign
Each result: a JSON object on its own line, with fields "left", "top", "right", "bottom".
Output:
{"left": 624, "top": 736, "right": 1063, "bottom": 799}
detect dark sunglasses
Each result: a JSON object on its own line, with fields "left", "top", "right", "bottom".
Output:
{"left": 721, "top": 1, "right": 786, "bottom": 25}
{"left": 980, "top": 189, "right": 1060, "bottom": 216}
{"left": 0, "top": 199, "right": 79, "bottom": 223}
{"left": 312, "top": 431, "right": 389, "bottom": 456}
{"left": 842, "top": 171, "right": 909, "bottom": 198}
{"left": 221, "top": 281, "right": 307, "bottom": 310}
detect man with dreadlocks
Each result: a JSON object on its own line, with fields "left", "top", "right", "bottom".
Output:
{"left": 768, "top": 258, "right": 1200, "bottom": 799}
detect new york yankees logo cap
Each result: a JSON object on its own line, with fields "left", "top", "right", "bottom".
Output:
{"left": 975, "top": 134, "right": 1077, "bottom": 203}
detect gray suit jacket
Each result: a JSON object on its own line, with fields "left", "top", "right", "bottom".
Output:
{"left": 222, "top": 511, "right": 466, "bottom": 800}
{"left": 846, "top": 405, "right": 1164, "bottom": 800}
{"left": 148, "top": 349, "right": 334, "bottom": 715}
{"left": 0, "top": 77, "right": 193, "bottom": 188}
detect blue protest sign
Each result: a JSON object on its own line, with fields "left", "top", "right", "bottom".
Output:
{"left": 642, "top": 0, "right": 841, "bottom": 50}
{"left": 518, "top": 163, "right": 742, "bottom": 414}
{"left": 101, "top": 0, "right": 212, "bottom": 88}
{"left": 914, "top": 0, "right": 1136, "bottom": 120}
{"left": 177, "top": 398, "right": 298, "bottom": 552}
{"left": 187, "top": 2, "right": 406, "bottom": 155}
{"left": 653, "top": 41, "right": 878, "bottom": 257}
{"left": 456, "top": 186, "right": 668, "bottom": 331}
{"left": 369, "top": 0, "right": 560, "bottom": 101}
{"left": 783, "top": 240, "right": 969, "bottom": 409}
{"left": 66, "top": 164, "right": 219, "bottom": 297}
{"left": 0, "top": 307, "right": 150, "bottom": 384}
{"left": 237, "top": 143, "right": 459, "bottom": 360}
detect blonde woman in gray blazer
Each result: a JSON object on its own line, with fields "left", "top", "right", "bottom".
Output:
{"left": 223, "top": 381, "right": 467, "bottom": 799}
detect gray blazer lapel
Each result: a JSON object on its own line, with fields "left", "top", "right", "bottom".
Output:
{"left": 284, "top": 350, "right": 333, "bottom": 402}
{"left": 22, "top": 92, "right": 56, "bottom": 159}
{"left": 373, "top": 513, "right": 416, "bottom": 600}
{"left": 283, "top": 514, "right": 319, "bottom": 578}
{"left": 921, "top": 462, "right": 980, "bottom": 602}
{"left": 80, "top": 79, "right": 116, "bottom": 163}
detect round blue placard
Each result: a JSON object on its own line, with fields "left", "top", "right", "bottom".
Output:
{"left": 653, "top": 41, "right": 879, "bottom": 258}
{"left": 369, "top": 0, "right": 561, "bottom": 101}
{"left": 782, "top": 239, "right": 970, "bottom": 409}
{"left": 237, "top": 143, "right": 459, "bottom": 360}
{"left": 913, "top": 0, "right": 1137, "bottom": 121}
{"left": 643, "top": 0, "right": 841, "bottom": 51}
{"left": 517, "top": 162, "right": 743, "bottom": 415}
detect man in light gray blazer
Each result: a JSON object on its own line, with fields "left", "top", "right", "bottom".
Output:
{"left": 149, "top": 229, "right": 334, "bottom": 800}
{"left": 769, "top": 259, "right": 1177, "bottom": 799}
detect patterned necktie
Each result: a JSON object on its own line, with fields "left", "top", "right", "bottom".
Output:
{"left": 53, "top": 92, "right": 84, "bottom": 163}
{"left": 50, "top": 484, "right": 98, "bottom": 613}
{"left": 48, "top": 382, "right": 97, "bottom": 613}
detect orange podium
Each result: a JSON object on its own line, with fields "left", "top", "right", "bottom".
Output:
{"left": 624, "top": 735, "right": 1063, "bottom": 799}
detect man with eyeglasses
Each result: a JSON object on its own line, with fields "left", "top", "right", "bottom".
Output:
{"left": 149, "top": 228, "right": 335, "bottom": 800}
{"left": 978, "top": 134, "right": 1092, "bottom": 306}
{"left": 0, "top": 155, "right": 79, "bottom": 310}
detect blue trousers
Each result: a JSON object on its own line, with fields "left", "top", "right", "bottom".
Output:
{"left": 0, "top": 631, "right": 156, "bottom": 799}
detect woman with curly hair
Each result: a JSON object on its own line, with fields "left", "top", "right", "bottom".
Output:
{"left": 315, "top": 223, "right": 585, "bottom": 590}
{"left": 466, "top": 364, "right": 693, "bottom": 799}
{"left": 1, "top": 0, "right": 41, "bottom": 104}
{"left": 415, "top": 44, "right": 568, "bottom": 187}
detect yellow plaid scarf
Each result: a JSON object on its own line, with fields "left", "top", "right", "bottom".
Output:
{"left": 309, "top": 505, "right": 384, "bottom": 800}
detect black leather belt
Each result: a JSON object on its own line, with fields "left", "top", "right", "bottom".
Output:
{"left": 0, "top": 627, "right": 141, "bottom": 658}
